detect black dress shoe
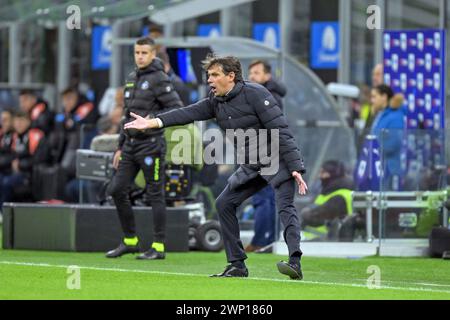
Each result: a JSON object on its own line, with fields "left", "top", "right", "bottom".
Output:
{"left": 277, "top": 261, "right": 303, "bottom": 280}
{"left": 210, "top": 265, "right": 249, "bottom": 278}
{"left": 105, "top": 243, "right": 139, "bottom": 258}
{"left": 136, "top": 248, "right": 165, "bottom": 260}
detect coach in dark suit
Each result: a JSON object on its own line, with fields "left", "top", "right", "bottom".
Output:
{"left": 124, "top": 55, "right": 308, "bottom": 280}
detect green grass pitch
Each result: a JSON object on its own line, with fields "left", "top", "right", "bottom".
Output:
{"left": 1, "top": 244, "right": 450, "bottom": 300}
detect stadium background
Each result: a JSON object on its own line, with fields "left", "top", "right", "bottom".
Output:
{"left": 0, "top": 0, "right": 450, "bottom": 300}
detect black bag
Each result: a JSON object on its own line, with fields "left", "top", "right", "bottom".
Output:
{"left": 429, "top": 227, "right": 450, "bottom": 258}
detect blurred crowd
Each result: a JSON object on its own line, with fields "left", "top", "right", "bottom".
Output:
{"left": 0, "top": 86, "right": 103, "bottom": 211}
{"left": 0, "top": 27, "right": 195, "bottom": 214}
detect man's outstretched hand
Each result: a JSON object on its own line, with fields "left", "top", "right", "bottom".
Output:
{"left": 292, "top": 171, "right": 308, "bottom": 195}
{"left": 124, "top": 112, "right": 159, "bottom": 131}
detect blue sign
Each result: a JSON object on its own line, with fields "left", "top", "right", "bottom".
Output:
{"left": 310, "top": 22, "right": 340, "bottom": 69}
{"left": 253, "top": 23, "right": 280, "bottom": 49}
{"left": 177, "top": 49, "right": 197, "bottom": 83}
{"left": 383, "top": 29, "right": 446, "bottom": 130}
{"left": 91, "top": 26, "right": 112, "bottom": 70}
{"left": 197, "top": 24, "right": 221, "bottom": 38}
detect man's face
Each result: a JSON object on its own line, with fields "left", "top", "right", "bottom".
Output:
{"left": 62, "top": 92, "right": 78, "bottom": 113}
{"left": 19, "top": 94, "right": 37, "bottom": 112}
{"left": 248, "top": 63, "right": 271, "bottom": 84}
{"left": 134, "top": 44, "right": 156, "bottom": 69}
{"left": 1, "top": 112, "right": 12, "bottom": 132}
{"left": 13, "top": 116, "right": 30, "bottom": 135}
{"left": 372, "top": 64, "right": 383, "bottom": 87}
{"left": 207, "top": 64, "right": 235, "bottom": 96}
{"left": 370, "top": 89, "right": 387, "bottom": 111}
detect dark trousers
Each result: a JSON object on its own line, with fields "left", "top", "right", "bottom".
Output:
{"left": 108, "top": 142, "right": 166, "bottom": 243}
{"left": 216, "top": 175, "right": 302, "bottom": 263}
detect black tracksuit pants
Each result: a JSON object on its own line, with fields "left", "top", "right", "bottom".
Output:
{"left": 216, "top": 175, "right": 302, "bottom": 263}
{"left": 109, "top": 137, "right": 166, "bottom": 243}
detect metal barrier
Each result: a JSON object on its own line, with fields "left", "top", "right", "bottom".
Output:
{"left": 352, "top": 190, "right": 449, "bottom": 243}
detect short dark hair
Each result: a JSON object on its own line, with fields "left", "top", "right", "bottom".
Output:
{"left": 19, "top": 89, "right": 37, "bottom": 97}
{"left": 248, "top": 60, "right": 272, "bottom": 74}
{"left": 202, "top": 54, "right": 243, "bottom": 83}
{"left": 149, "top": 25, "right": 163, "bottom": 34}
{"left": 135, "top": 37, "right": 156, "bottom": 48}
{"left": 374, "top": 84, "right": 394, "bottom": 100}
{"left": 61, "top": 86, "right": 78, "bottom": 96}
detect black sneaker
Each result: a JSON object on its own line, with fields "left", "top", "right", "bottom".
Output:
{"left": 136, "top": 248, "right": 165, "bottom": 260}
{"left": 105, "top": 243, "right": 139, "bottom": 258}
{"left": 210, "top": 265, "right": 249, "bottom": 278}
{"left": 277, "top": 261, "right": 303, "bottom": 280}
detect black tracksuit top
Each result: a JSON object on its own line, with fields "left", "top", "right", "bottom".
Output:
{"left": 119, "top": 58, "right": 183, "bottom": 149}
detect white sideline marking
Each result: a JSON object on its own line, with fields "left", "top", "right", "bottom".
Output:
{"left": 415, "top": 283, "right": 450, "bottom": 288}
{"left": 1, "top": 260, "right": 450, "bottom": 295}
{"left": 354, "top": 278, "right": 450, "bottom": 288}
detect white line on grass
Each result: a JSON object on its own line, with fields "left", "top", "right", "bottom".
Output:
{"left": 353, "top": 278, "right": 450, "bottom": 288}
{"left": 1, "top": 260, "right": 450, "bottom": 295}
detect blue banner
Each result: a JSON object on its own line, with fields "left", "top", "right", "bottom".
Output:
{"left": 310, "top": 22, "right": 340, "bottom": 69}
{"left": 176, "top": 49, "right": 197, "bottom": 83}
{"left": 383, "top": 29, "right": 446, "bottom": 130}
{"left": 91, "top": 26, "right": 112, "bottom": 70}
{"left": 197, "top": 24, "right": 221, "bottom": 38}
{"left": 253, "top": 23, "right": 280, "bottom": 49}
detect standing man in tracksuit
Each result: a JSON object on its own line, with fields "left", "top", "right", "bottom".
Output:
{"left": 246, "top": 60, "right": 288, "bottom": 253}
{"left": 125, "top": 55, "right": 308, "bottom": 280}
{"left": 106, "top": 37, "right": 183, "bottom": 260}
